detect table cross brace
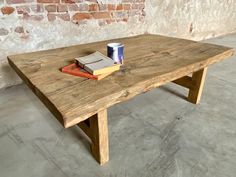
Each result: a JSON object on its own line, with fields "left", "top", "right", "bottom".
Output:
{"left": 173, "top": 67, "right": 208, "bottom": 104}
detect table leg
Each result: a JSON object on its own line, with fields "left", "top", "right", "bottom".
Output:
{"left": 78, "top": 109, "right": 109, "bottom": 165}
{"left": 173, "top": 67, "right": 208, "bottom": 104}
{"left": 188, "top": 68, "right": 208, "bottom": 104}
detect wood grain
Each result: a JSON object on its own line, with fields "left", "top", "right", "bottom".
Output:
{"left": 188, "top": 68, "right": 208, "bottom": 104}
{"left": 78, "top": 109, "right": 109, "bottom": 165}
{"left": 8, "top": 34, "right": 234, "bottom": 128}
{"left": 89, "top": 109, "right": 109, "bottom": 165}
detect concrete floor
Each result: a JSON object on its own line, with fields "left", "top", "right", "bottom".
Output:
{"left": 0, "top": 34, "right": 236, "bottom": 177}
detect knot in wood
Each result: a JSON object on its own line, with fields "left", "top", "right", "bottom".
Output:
{"left": 122, "top": 90, "right": 130, "bottom": 97}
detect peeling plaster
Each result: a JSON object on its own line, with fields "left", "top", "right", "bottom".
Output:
{"left": 145, "top": 0, "right": 236, "bottom": 39}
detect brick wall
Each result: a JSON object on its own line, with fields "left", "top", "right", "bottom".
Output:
{"left": 0, "top": 0, "right": 146, "bottom": 89}
{"left": 0, "top": 0, "right": 145, "bottom": 33}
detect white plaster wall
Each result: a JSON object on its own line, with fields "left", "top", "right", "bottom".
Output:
{"left": 146, "top": 0, "right": 236, "bottom": 40}
{"left": 0, "top": 0, "right": 236, "bottom": 90}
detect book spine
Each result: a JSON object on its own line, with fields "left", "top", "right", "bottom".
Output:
{"left": 75, "top": 60, "right": 85, "bottom": 69}
{"left": 61, "top": 64, "right": 98, "bottom": 80}
{"left": 84, "top": 65, "right": 94, "bottom": 75}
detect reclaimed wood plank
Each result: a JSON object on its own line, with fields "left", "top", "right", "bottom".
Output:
{"left": 8, "top": 34, "right": 234, "bottom": 128}
{"left": 90, "top": 109, "right": 109, "bottom": 165}
{"left": 188, "top": 68, "right": 208, "bottom": 104}
{"left": 77, "top": 110, "right": 109, "bottom": 165}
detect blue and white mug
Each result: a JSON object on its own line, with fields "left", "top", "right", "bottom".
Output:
{"left": 107, "top": 43, "right": 124, "bottom": 64}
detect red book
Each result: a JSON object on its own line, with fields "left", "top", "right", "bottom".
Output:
{"left": 61, "top": 63, "right": 112, "bottom": 80}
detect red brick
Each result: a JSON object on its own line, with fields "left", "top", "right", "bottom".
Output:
{"left": 84, "top": 0, "right": 96, "bottom": 2}
{"left": 37, "top": 0, "right": 59, "bottom": 3}
{"left": 116, "top": 4, "right": 123, "bottom": 10}
{"left": 57, "top": 13, "right": 70, "bottom": 21}
{"left": 78, "top": 4, "right": 88, "bottom": 11}
{"left": 123, "top": 4, "right": 130, "bottom": 10}
{"left": 61, "top": 0, "right": 82, "bottom": 3}
{"left": 16, "top": 6, "right": 30, "bottom": 14}
{"left": 1, "top": 6, "right": 15, "bottom": 15}
{"left": 57, "top": 4, "right": 68, "bottom": 12}
{"left": 92, "top": 12, "right": 110, "bottom": 19}
{"left": 31, "top": 15, "right": 44, "bottom": 21}
{"left": 45, "top": 5, "right": 57, "bottom": 12}
{"left": 72, "top": 12, "right": 93, "bottom": 22}
{"left": 23, "top": 14, "right": 44, "bottom": 21}
{"left": 47, "top": 13, "right": 56, "bottom": 21}
{"left": 0, "top": 28, "right": 9, "bottom": 36}
{"left": 122, "top": 0, "right": 133, "bottom": 2}
{"left": 6, "top": 0, "right": 33, "bottom": 4}
{"left": 61, "top": 0, "right": 74, "bottom": 3}
{"left": 98, "top": 4, "right": 107, "bottom": 11}
{"left": 31, "top": 4, "right": 44, "bottom": 13}
{"left": 89, "top": 4, "right": 98, "bottom": 11}
{"left": 107, "top": 4, "right": 116, "bottom": 10}
{"left": 48, "top": 13, "right": 70, "bottom": 21}
{"left": 14, "top": 26, "right": 24, "bottom": 33}
{"left": 68, "top": 4, "right": 78, "bottom": 11}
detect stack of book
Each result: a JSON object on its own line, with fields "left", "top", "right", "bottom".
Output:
{"left": 61, "top": 52, "right": 120, "bottom": 80}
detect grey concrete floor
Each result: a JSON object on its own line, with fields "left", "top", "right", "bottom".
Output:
{"left": 0, "top": 34, "right": 236, "bottom": 177}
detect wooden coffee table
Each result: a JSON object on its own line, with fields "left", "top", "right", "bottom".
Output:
{"left": 8, "top": 34, "right": 234, "bottom": 165}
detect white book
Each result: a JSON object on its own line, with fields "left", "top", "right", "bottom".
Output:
{"left": 75, "top": 52, "right": 120, "bottom": 75}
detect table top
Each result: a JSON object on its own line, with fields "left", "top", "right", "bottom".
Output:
{"left": 8, "top": 34, "right": 234, "bottom": 128}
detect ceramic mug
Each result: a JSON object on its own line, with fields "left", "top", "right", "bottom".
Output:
{"left": 107, "top": 43, "right": 124, "bottom": 64}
